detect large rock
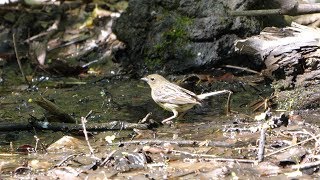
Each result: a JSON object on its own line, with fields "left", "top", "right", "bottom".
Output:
{"left": 112, "top": 0, "right": 265, "bottom": 75}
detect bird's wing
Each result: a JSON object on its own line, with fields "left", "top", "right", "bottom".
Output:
{"left": 152, "top": 83, "right": 200, "bottom": 105}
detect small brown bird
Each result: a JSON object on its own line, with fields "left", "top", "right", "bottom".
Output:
{"left": 141, "top": 74, "right": 232, "bottom": 124}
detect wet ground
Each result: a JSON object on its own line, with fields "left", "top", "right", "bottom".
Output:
{"left": 1, "top": 68, "right": 320, "bottom": 179}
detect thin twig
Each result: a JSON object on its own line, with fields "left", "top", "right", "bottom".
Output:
{"left": 34, "top": 135, "right": 40, "bottom": 153}
{"left": 81, "top": 110, "right": 95, "bottom": 157}
{"left": 54, "top": 154, "right": 77, "bottom": 167}
{"left": 100, "top": 150, "right": 117, "bottom": 166}
{"left": 265, "top": 134, "right": 320, "bottom": 157}
{"left": 204, "top": 158, "right": 257, "bottom": 163}
{"left": 85, "top": 110, "right": 93, "bottom": 119}
{"left": 302, "top": 129, "right": 320, "bottom": 148}
{"left": 24, "top": 16, "right": 60, "bottom": 43}
{"left": 139, "top": 112, "right": 152, "bottom": 123}
{"left": 12, "top": 33, "right": 30, "bottom": 86}
{"left": 226, "top": 91, "right": 233, "bottom": 115}
{"left": 172, "top": 150, "right": 257, "bottom": 163}
{"left": 224, "top": 65, "right": 262, "bottom": 75}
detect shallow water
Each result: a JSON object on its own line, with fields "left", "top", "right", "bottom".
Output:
{"left": 1, "top": 70, "right": 320, "bottom": 178}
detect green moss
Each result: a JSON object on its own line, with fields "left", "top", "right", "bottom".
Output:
{"left": 144, "top": 15, "right": 194, "bottom": 70}
{"left": 144, "top": 57, "right": 164, "bottom": 69}
{"left": 163, "top": 16, "right": 192, "bottom": 43}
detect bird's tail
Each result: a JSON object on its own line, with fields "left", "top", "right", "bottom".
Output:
{"left": 197, "top": 90, "right": 232, "bottom": 100}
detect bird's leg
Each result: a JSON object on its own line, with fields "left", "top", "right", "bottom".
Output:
{"left": 161, "top": 109, "right": 178, "bottom": 124}
{"left": 177, "top": 111, "right": 187, "bottom": 119}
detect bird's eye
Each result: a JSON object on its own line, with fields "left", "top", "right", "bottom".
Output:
{"left": 150, "top": 78, "right": 155, "bottom": 81}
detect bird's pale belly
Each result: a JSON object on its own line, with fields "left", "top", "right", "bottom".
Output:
{"left": 156, "top": 102, "right": 196, "bottom": 112}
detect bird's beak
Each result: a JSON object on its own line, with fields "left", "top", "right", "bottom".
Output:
{"left": 141, "top": 77, "right": 148, "bottom": 82}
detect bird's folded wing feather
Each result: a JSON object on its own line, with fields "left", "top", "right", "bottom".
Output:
{"left": 152, "top": 83, "right": 200, "bottom": 105}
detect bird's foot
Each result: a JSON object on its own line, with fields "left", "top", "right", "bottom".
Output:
{"left": 161, "top": 119, "right": 173, "bottom": 125}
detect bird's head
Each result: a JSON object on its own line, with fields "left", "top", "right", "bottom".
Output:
{"left": 141, "top": 74, "right": 168, "bottom": 87}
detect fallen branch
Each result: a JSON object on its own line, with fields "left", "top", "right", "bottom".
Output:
{"left": 0, "top": 122, "right": 32, "bottom": 131}
{"left": 31, "top": 120, "right": 150, "bottom": 131}
{"left": 291, "top": 160, "right": 320, "bottom": 170}
{"left": 112, "top": 139, "right": 247, "bottom": 148}
{"left": 0, "top": 121, "right": 149, "bottom": 131}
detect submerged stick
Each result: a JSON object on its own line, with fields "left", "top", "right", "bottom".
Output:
{"left": 0, "top": 120, "right": 149, "bottom": 132}
{"left": 34, "top": 97, "right": 76, "bottom": 123}
{"left": 30, "top": 120, "right": 149, "bottom": 131}
{"left": 12, "top": 33, "right": 30, "bottom": 86}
